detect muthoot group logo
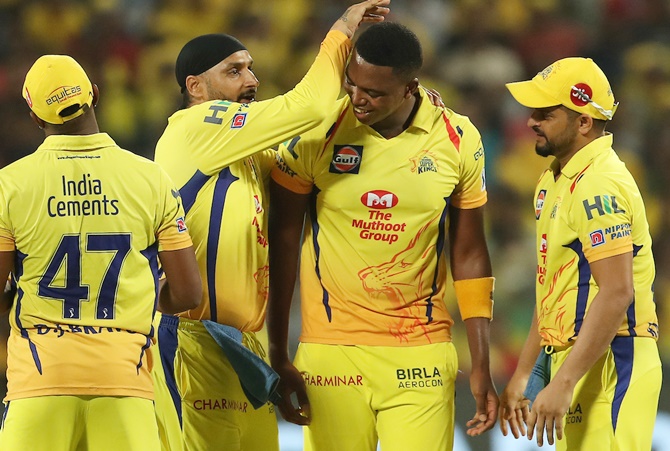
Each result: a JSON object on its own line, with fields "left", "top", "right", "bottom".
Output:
{"left": 46, "top": 85, "right": 83, "bottom": 105}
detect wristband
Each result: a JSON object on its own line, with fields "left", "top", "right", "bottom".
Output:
{"left": 454, "top": 276, "right": 494, "bottom": 320}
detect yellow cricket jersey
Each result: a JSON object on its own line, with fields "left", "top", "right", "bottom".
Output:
{"left": 272, "top": 88, "right": 487, "bottom": 346}
{"left": 154, "top": 30, "right": 351, "bottom": 332}
{"left": 534, "top": 134, "right": 657, "bottom": 347}
{"left": 0, "top": 133, "right": 192, "bottom": 401}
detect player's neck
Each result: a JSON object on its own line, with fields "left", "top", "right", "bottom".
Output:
{"left": 372, "top": 93, "right": 419, "bottom": 139}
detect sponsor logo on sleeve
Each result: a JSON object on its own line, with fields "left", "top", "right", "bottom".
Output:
{"left": 604, "top": 223, "right": 631, "bottom": 240}
{"left": 582, "top": 195, "right": 625, "bottom": 220}
{"left": 329, "top": 145, "right": 363, "bottom": 174}
{"left": 231, "top": 112, "right": 247, "bottom": 129}
{"left": 176, "top": 217, "right": 188, "bottom": 232}
{"left": 589, "top": 229, "right": 605, "bottom": 247}
{"left": 535, "top": 190, "right": 547, "bottom": 219}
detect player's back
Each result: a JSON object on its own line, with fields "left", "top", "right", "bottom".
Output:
{"left": 0, "top": 133, "right": 174, "bottom": 401}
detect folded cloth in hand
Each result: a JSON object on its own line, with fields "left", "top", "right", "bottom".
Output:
{"left": 202, "top": 320, "right": 281, "bottom": 409}
{"left": 523, "top": 349, "right": 551, "bottom": 406}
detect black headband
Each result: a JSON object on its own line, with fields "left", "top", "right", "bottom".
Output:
{"left": 175, "top": 34, "right": 247, "bottom": 92}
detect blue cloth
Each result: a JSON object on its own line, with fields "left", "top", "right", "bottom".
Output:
{"left": 202, "top": 320, "right": 281, "bottom": 409}
{"left": 523, "top": 349, "right": 551, "bottom": 406}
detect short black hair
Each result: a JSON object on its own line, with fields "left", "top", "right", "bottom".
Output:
{"left": 354, "top": 22, "right": 423, "bottom": 81}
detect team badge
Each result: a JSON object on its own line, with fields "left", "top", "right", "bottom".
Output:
{"left": 535, "top": 190, "right": 547, "bottom": 219}
{"left": 589, "top": 229, "right": 605, "bottom": 247}
{"left": 176, "top": 217, "right": 188, "bottom": 232}
{"left": 410, "top": 150, "right": 438, "bottom": 174}
{"left": 330, "top": 145, "right": 363, "bottom": 174}
{"left": 231, "top": 112, "right": 247, "bottom": 129}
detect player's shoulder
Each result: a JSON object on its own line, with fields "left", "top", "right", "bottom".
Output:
{"left": 432, "top": 106, "right": 480, "bottom": 143}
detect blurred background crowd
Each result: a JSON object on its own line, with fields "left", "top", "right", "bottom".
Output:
{"left": 0, "top": 0, "right": 668, "bottom": 448}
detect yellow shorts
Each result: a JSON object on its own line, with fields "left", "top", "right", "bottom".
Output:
{"left": 150, "top": 313, "right": 278, "bottom": 451}
{"left": 551, "top": 336, "right": 662, "bottom": 451}
{"left": 0, "top": 395, "right": 159, "bottom": 451}
{"left": 295, "top": 341, "right": 458, "bottom": 451}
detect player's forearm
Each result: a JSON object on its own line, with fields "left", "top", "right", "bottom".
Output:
{"left": 512, "top": 308, "right": 543, "bottom": 381}
{"left": 464, "top": 317, "right": 493, "bottom": 375}
{"left": 284, "top": 30, "right": 350, "bottom": 115}
{"left": 267, "top": 182, "right": 307, "bottom": 366}
{"left": 551, "top": 289, "right": 630, "bottom": 389}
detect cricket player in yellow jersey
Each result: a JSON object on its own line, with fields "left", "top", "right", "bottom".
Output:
{"left": 267, "top": 23, "right": 498, "bottom": 451}
{"left": 499, "top": 57, "right": 661, "bottom": 450}
{"left": 0, "top": 55, "right": 201, "bottom": 451}
{"left": 150, "top": 2, "right": 390, "bottom": 450}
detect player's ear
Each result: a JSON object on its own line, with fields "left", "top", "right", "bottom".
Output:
{"left": 577, "top": 114, "right": 594, "bottom": 136}
{"left": 185, "top": 74, "right": 204, "bottom": 101}
{"left": 29, "top": 111, "right": 46, "bottom": 130}
{"left": 406, "top": 78, "right": 419, "bottom": 98}
{"left": 92, "top": 84, "right": 100, "bottom": 108}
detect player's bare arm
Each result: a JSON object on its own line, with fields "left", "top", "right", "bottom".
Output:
{"left": 526, "top": 252, "right": 634, "bottom": 446}
{"left": 158, "top": 246, "right": 202, "bottom": 314}
{"left": 0, "top": 250, "right": 14, "bottom": 313}
{"left": 448, "top": 205, "right": 499, "bottom": 436}
{"left": 267, "top": 180, "right": 312, "bottom": 425}
{"left": 499, "top": 307, "right": 541, "bottom": 439}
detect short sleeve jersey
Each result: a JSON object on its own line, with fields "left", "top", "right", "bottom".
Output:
{"left": 272, "top": 89, "right": 487, "bottom": 346}
{"left": 154, "top": 31, "right": 351, "bottom": 332}
{"left": 0, "top": 133, "right": 192, "bottom": 401}
{"left": 533, "top": 134, "right": 657, "bottom": 346}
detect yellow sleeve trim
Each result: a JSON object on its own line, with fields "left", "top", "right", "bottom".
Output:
{"left": 454, "top": 276, "right": 495, "bottom": 320}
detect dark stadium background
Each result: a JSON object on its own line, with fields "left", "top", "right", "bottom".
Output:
{"left": 0, "top": 1, "right": 668, "bottom": 449}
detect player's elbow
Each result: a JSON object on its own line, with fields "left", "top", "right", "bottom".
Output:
{"left": 602, "top": 282, "right": 635, "bottom": 311}
{"left": 159, "top": 277, "right": 202, "bottom": 314}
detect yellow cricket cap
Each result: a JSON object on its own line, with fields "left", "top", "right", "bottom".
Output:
{"left": 506, "top": 57, "right": 618, "bottom": 120}
{"left": 22, "top": 55, "right": 94, "bottom": 124}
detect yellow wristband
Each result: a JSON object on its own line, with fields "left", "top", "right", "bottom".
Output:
{"left": 454, "top": 277, "right": 495, "bottom": 320}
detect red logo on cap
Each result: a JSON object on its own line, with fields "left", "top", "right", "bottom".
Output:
{"left": 570, "top": 83, "right": 592, "bottom": 107}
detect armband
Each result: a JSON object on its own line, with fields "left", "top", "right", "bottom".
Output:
{"left": 454, "top": 277, "right": 495, "bottom": 320}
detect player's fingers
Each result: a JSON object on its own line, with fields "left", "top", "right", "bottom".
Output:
{"left": 546, "top": 417, "right": 555, "bottom": 446}
{"left": 505, "top": 411, "right": 520, "bottom": 439}
{"left": 526, "top": 411, "right": 537, "bottom": 441}
{"left": 556, "top": 416, "right": 564, "bottom": 441}
{"left": 499, "top": 413, "right": 509, "bottom": 436}
{"left": 535, "top": 415, "right": 545, "bottom": 447}
{"left": 516, "top": 407, "right": 527, "bottom": 437}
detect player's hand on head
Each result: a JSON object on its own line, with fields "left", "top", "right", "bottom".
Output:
{"left": 273, "top": 361, "right": 311, "bottom": 425}
{"left": 330, "top": 0, "right": 390, "bottom": 39}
